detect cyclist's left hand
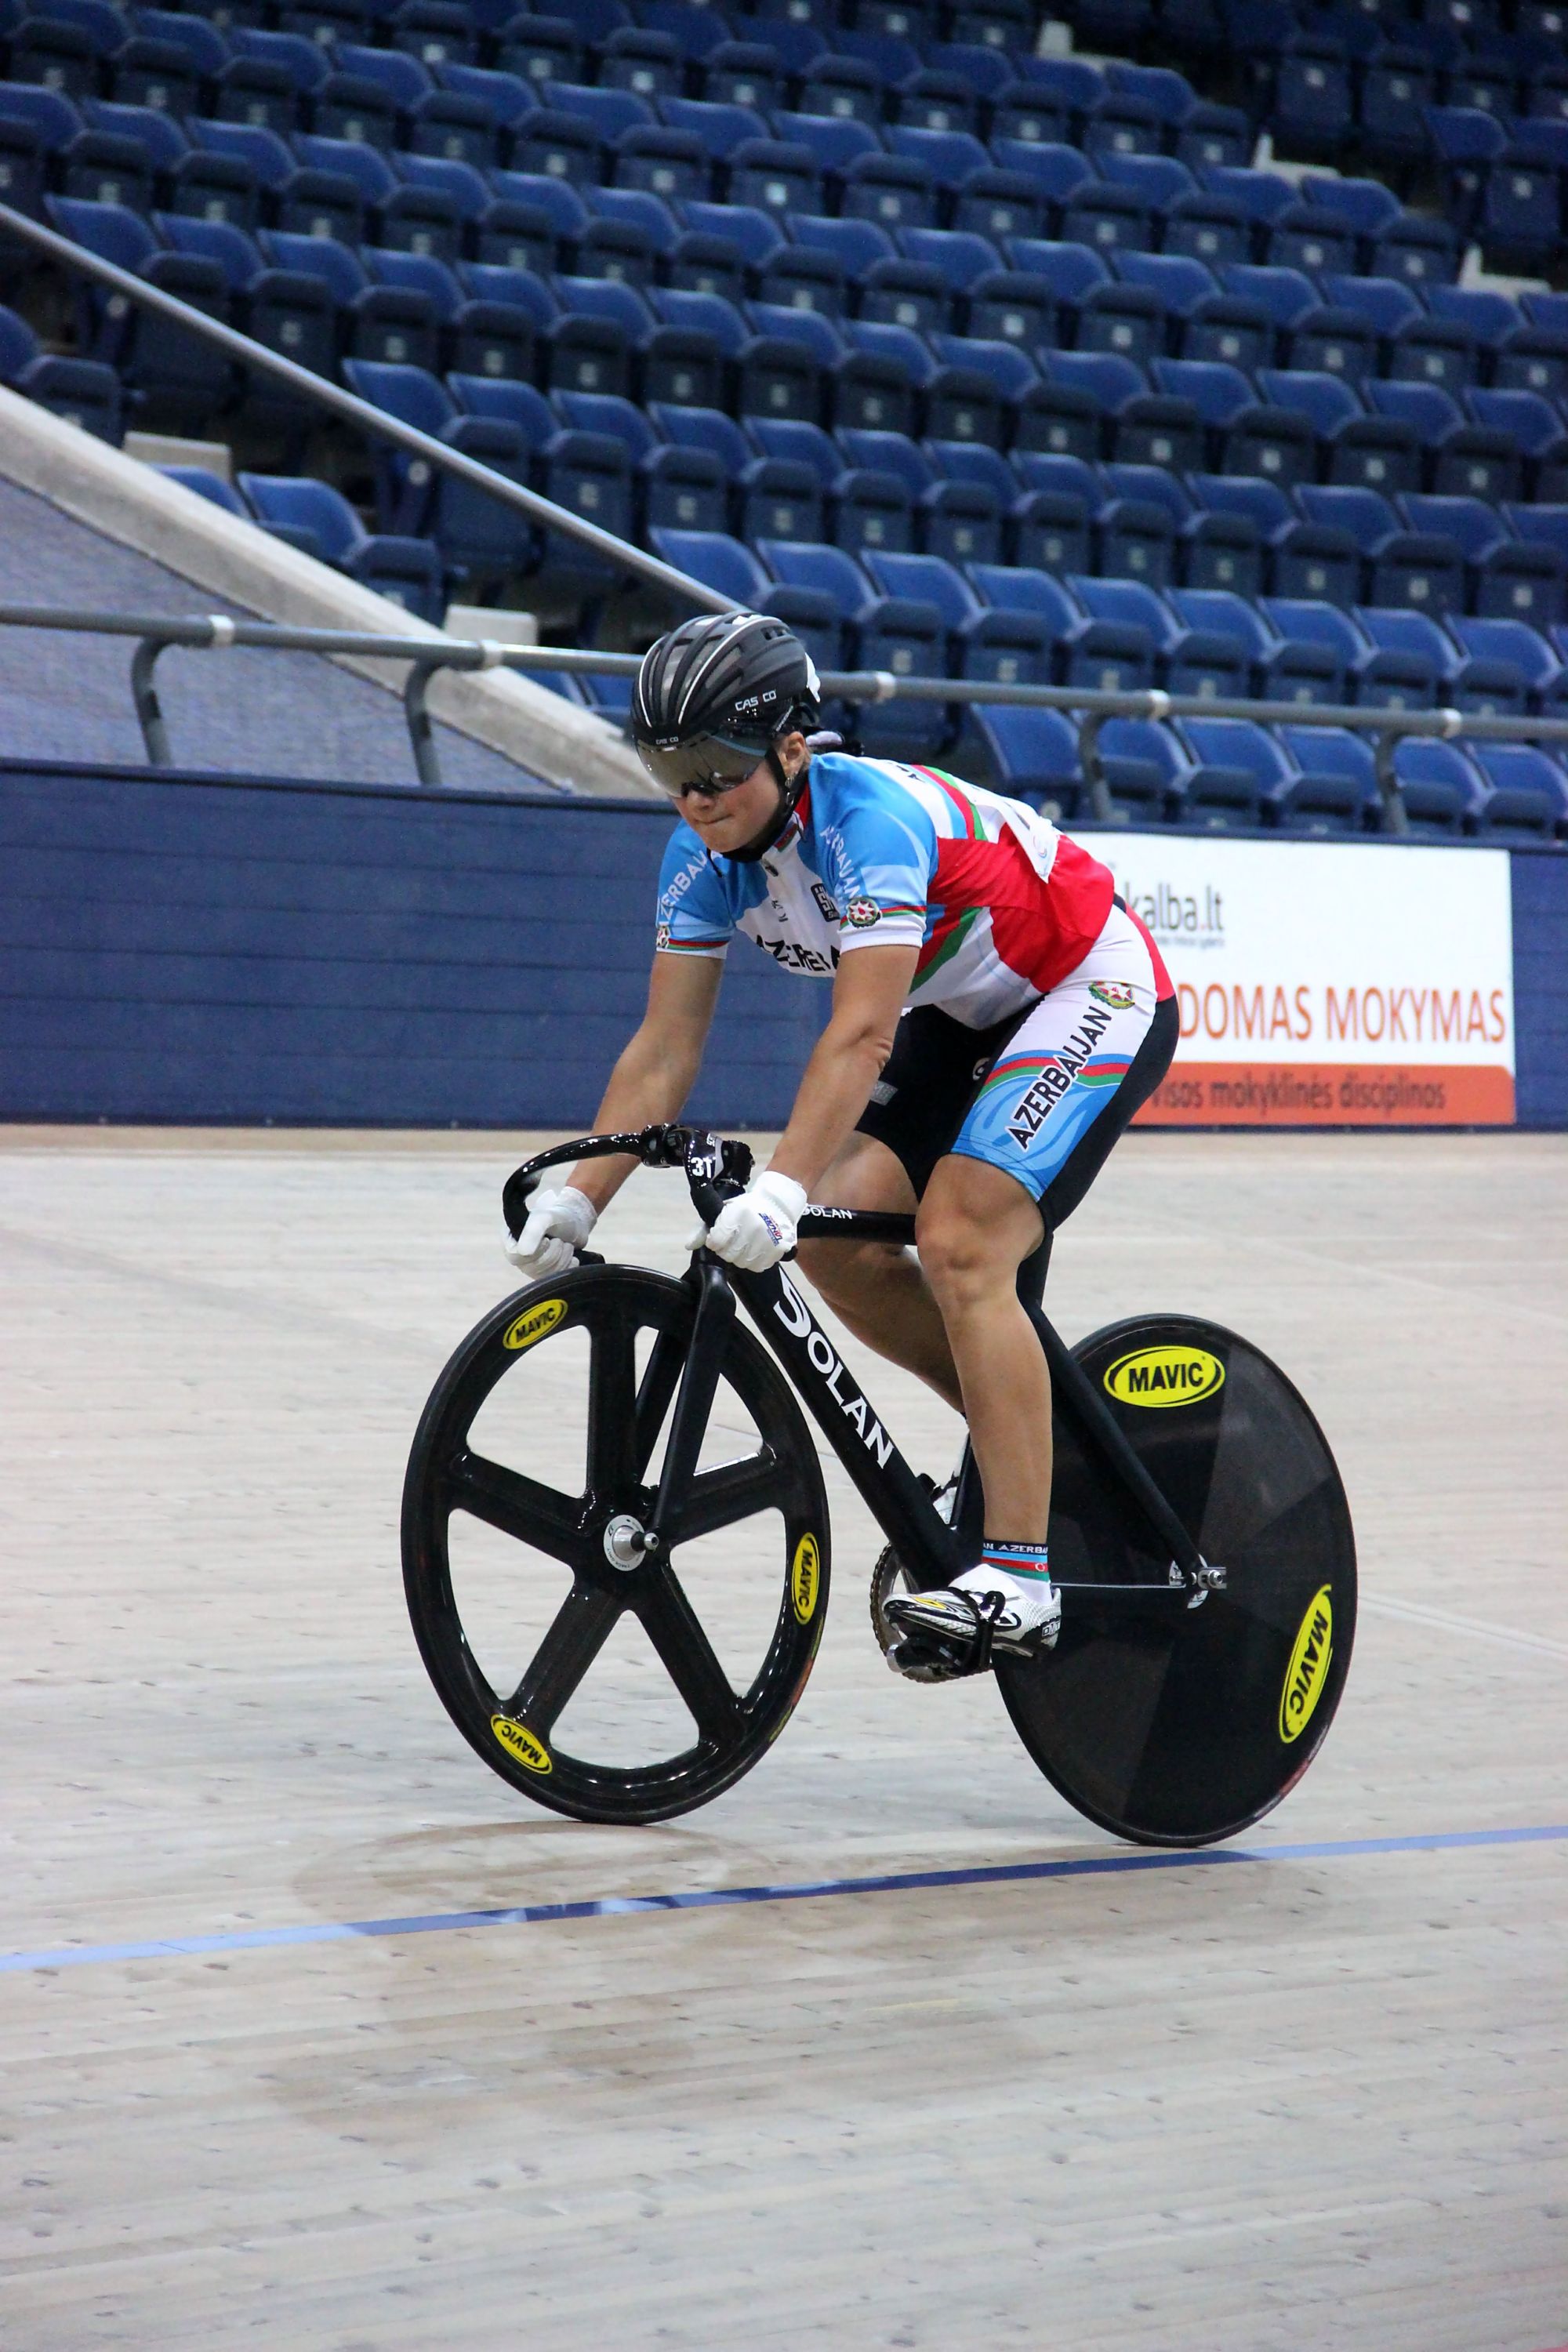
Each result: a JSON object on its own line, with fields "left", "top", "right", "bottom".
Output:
{"left": 691, "top": 1171, "right": 808, "bottom": 1272}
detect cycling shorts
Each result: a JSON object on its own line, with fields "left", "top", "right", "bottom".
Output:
{"left": 856, "top": 898, "right": 1178, "bottom": 1227}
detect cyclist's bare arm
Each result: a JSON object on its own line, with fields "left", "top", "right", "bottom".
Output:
{"left": 566, "top": 953, "right": 724, "bottom": 1213}
{"left": 768, "top": 944, "right": 919, "bottom": 1195}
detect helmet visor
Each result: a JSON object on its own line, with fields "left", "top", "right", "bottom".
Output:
{"left": 635, "top": 731, "right": 771, "bottom": 799}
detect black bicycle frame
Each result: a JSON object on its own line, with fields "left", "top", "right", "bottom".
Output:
{"left": 503, "top": 1127, "right": 1209, "bottom": 1596}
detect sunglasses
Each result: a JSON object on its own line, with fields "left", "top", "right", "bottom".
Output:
{"left": 635, "top": 732, "right": 771, "bottom": 800}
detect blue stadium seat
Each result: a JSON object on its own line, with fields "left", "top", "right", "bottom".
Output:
{"left": 911, "top": 453, "right": 1007, "bottom": 566}
{"left": 1176, "top": 716, "right": 1293, "bottom": 826}
{"left": 1272, "top": 38, "right": 1356, "bottom": 167}
{"left": 0, "top": 299, "right": 124, "bottom": 441}
{"left": 835, "top": 153, "right": 937, "bottom": 235}
{"left": 1468, "top": 744, "right": 1568, "bottom": 839}
{"left": 701, "top": 41, "right": 788, "bottom": 115}
{"left": 597, "top": 28, "right": 682, "bottom": 102}
{"left": 543, "top": 274, "right": 642, "bottom": 397}
{"left": 1040, "top": 570, "right": 1154, "bottom": 693}
{"left": 968, "top": 561, "right": 1083, "bottom": 637}
{"left": 789, "top": 59, "right": 884, "bottom": 129}
{"left": 1365, "top": 379, "right": 1523, "bottom": 502}
{"left": 659, "top": 97, "right": 768, "bottom": 165}
{"left": 1468, "top": 392, "right": 1568, "bottom": 492}
{"left": 1192, "top": 473, "right": 1362, "bottom": 604}
{"left": 1174, "top": 285, "right": 1275, "bottom": 374}
{"left": 1178, "top": 586, "right": 1338, "bottom": 702}
{"left": 1390, "top": 739, "right": 1480, "bottom": 834}
{"left": 1264, "top": 366, "right": 1422, "bottom": 495}
{"left": 649, "top": 525, "right": 768, "bottom": 608}
{"left": 1214, "top": 261, "right": 1315, "bottom": 343}
{"left": 390, "top": 2, "right": 477, "bottom": 71}
{"left": 950, "top": 167, "right": 1048, "bottom": 245}
{"left": 239, "top": 471, "right": 444, "bottom": 616}
{"left": 1406, "top": 495, "right": 1565, "bottom": 623}
{"left": 1495, "top": 321, "right": 1568, "bottom": 400}
{"left": 656, "top": 405, "right": 815, "bottom": 543}
{"left": 864, "top": 549, "right": 979, "bottom": 657}
{"left": 287, "top": 236, "right": 429, "bottom": 370}
{"left": 1274, "top": 726, "right": 1381, "bottom": 833}
{"left": 1449, "top": 616, "right": 1563, "bottom": 711}
{"left": 5, "top": 13, "right": 102, "bottom": 100}
{"left": 158, "top": 212, "right": 338, "bottom": 401}
{"left": 956, "top": 706, "right": 1087, "bottom": 819}
{"left": 1153, "top": 472, "right": 1264, "bottom": 597}
{"left": 1358, "top": 45, "right": 1439, "bottom": 172}
{"left": 1074, "top": 276, "right": 1167, "bottom": 368}
{"left": 757, "top": 542, "right": 946, "bottom": 753}
{"left": 435, "top": 63, "right": 539, "bottom": 143}
{"left": 681, "top": 198, "right": 785, "bottom": 270}
{"left": 990, "top": 81, "right": 1071, "bottom": 147}
{"left": 757, "top": 246, "right": 849, "bottom": 318}
{"left": 1370, "top": 212, "right": 1459, "bottom": 288}
{"left": 1388, "top": 308, "right": 1480, "bottom": 398}
{"left": 1267, "top": 199, "right": 1358, "bottom": 280}
{"left": 728, "top": 138, "right": 824, "bottom": 220}
{"left": 858, "top": 259, "right": 949, "bottom": 336}
{"left": 495, "top": 16, "right": 585, "bottom": 90}
{"left": 1300, "top": 181, "right": 1406, "bottom": 262}
{"left": 1287, "top": 301, "right": 1380, "bottom": 389}
{"left": 885, "top": 124, "right": 991, "bottom": 194}
{"left": 1091, "top": 481, "right": 1178, "bottom": 586}
{"left": 1256, "top": 597, "right": 1367, "bottom": 702}
{"left": 1295, "top": 484, "right": 1465, "bottom": 615}
{"left": 1161, "top": 359, "right": 1318, "bottom": 488}
{"left": 310, "top": 64, "right": 399, "bottom": 148}
{"left": 789, "top": 213, "right": 895, "bottom": 277}
{"left": 666, "top": 232, "right": 750, "bottom": 305}
{"left": 1094, "top": 712, "right": 1196, "bottom": 823}
{"left": 342, "top": 355, "right": 456, "bottom": 528}
{"left": 1323, "top": 273, "right": 1424, "bottom": 347}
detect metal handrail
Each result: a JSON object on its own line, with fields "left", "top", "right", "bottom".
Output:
{"left": 6, "top": 602, "right": 1568, "bottom": 822}
{"left": 0, "top": 201, "right": 736, "bottom": 618}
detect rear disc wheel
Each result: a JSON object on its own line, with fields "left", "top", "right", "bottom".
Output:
{"left": 996, "top": 1313, "right": 1356, "bottom": 1847}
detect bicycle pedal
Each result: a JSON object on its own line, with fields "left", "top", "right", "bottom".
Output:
{"left": 883, "top": 1634, "right": 972, "bottom": 1685}
{"left": 883, "top": 1608, "right": 994, "bottom": 1681}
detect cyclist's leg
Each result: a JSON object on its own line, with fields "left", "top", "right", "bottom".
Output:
{"left": 918, "top": 908, "right": 1178, "bottom": 1551}
{"left": 797, "top": 1007, "right": 1016, "bottom": 1412}
{"left": 794, "top": 1134, "right": 964, "bottom": 1410}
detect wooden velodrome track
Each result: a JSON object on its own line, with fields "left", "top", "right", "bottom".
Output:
{"left": 2, "top": 1126, "right": 1564, "bottom": 2352}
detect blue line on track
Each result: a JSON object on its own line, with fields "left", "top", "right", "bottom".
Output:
{"left": 5, "top": 1823, "right": 1565, "bottom": 1977}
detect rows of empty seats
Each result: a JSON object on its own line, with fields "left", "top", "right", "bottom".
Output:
{"left": 1045, "top": 0, "right": 1568, "bottom": 270}
{"left": 2, "top": 0, "right": 1566, "bottom": 842}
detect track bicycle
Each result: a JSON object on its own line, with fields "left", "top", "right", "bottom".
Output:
{"left": 402, "top": 1125, "right": 1356, "bottom": 1846}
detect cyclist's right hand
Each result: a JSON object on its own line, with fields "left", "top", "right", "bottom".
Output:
{"left": 503, "top": 1183, "right": 597, "bottom": 1280}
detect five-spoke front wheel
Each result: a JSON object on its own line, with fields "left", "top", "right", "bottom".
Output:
{"left": 401, "top": 1265, "right": 829, "bottom": 1823}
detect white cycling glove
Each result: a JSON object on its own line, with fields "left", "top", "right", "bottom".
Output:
{"left": 503, "top": 1183, "right": 597, "bottom": 1281}
{"left": 690, "top": 1171, "right": 809, "bottom": 1273}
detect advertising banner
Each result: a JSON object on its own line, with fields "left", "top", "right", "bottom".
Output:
{"left": 1101, "top": 836, "right": 1516, "bottom": 1127}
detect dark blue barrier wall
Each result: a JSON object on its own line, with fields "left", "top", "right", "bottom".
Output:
{"left": 2, "top": 759, "right": 1565, "bottom": 1127}
{"left": 1513, "top": 848, "right": 1568, "bottom": 1128}
{"left": 0, "top": 760, "right": 822, "bottom": 1125}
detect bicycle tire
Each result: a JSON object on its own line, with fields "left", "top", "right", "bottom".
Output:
{"left": 994, "top": 1312, "right": 1356, "bottom": 1848}
{"left": 402, "top": 1263, "right": 829, "bottom": 1824}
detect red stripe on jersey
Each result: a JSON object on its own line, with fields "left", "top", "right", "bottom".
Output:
{"left": 930, "top": 826, "right": 1115, "bottom": 997}
{"left": 1123, "top": 902, "right": 1175, "bottom": 1001}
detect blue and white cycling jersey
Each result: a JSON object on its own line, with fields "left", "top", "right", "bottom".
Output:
{"left": 655, "top": 750, "right": 1118, "bottom": 1029}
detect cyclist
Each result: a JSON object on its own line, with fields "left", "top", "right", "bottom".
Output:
{"left": 506, "top": 612, "right": 1178, "bottom": 1675}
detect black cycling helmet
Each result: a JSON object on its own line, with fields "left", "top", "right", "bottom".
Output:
{"left": 630, "top": 612, "right": 822, "bottom": 802}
